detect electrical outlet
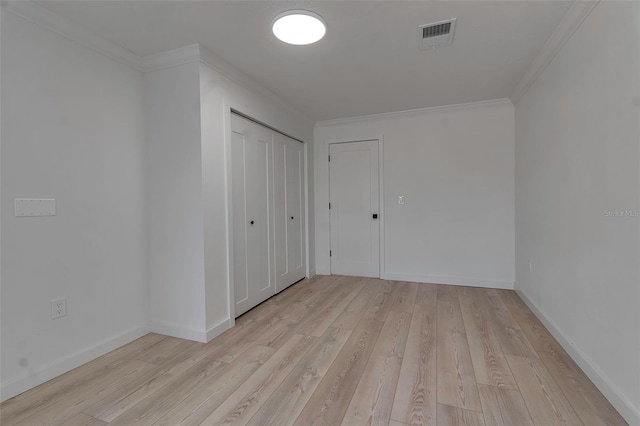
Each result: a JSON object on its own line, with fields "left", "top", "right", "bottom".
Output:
{"left": 51, "top": 298, "right": 66, "bottom": 319}
{"left": 398, "top": 195, "right": 405, "bottom": 205}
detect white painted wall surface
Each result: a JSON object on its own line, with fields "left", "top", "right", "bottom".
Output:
{"left": 1, "top": 11, "right": 148, "bottom": 400}
{"left": 198, "top": 49, "right": 314, "bottom": 330}
{"left": 314, "top": 101, "right": 515, "bottom": 288}
{"left": 146, "top": 62, "right": 207, "bottom": 340}
{"left": 145, "top": 45, "right": 314, "bottom": 340}
{"left": 514, "top": 2, "right": 640, "bottom": 423}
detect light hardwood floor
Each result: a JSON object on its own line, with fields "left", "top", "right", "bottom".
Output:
{"left": 0, "top": 275, "right": 627, "bottom": 425}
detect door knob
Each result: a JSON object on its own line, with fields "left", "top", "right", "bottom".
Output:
{"left": 372, "top": 214, "right": 378, "bottom": 219}
{"left": 291, "top": 216, "right": 294, "bottom": 220}
{"left": 250, "top": 220, "right": 255, "bottom": 225}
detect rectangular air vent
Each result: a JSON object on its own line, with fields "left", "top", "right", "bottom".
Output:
{"left": 419, "top": 18, "right": 456, "bottom": 49}
{"left": 423, "top": 22, "right": 451, "bottom": 39}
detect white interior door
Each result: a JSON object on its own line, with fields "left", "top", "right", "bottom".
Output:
{"left": 231, "top": 114, "right": 275, "bottom": 316}
{"left": 329, "top": 140, "right": 380, "bottom": 277}
{"left": 274, "top": 133, "right": 306, "bottom": 291}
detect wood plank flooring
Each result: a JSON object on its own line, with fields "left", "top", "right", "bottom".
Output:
{"left": 0, "top": 276, "right": 627, "bottom": 425}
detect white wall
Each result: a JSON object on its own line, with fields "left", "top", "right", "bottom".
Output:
{"left": 314, "top": 101, "right": 515, "bottom": 288}
{"left": 0, "top": 17, "right": 313, "bottom": 401}
{"left": 146, "top": 62, "right": 207, "bottom": 340}
{"left": 514, "top": 2, "right": 640, "bottom": 423}
{"left": 1, "top": 11, "right": 148, "bottom": 400}
{"left": 145, "top": 45, "right": 314, "bottom": 341}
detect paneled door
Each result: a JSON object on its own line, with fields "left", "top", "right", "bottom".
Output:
{"left": 329, "top": 140, "right": 380, "bottom": 277}
{"left": 231, "top": 114, "right": 275, "bottom": 316}
{"left": 274, "top": 133, "right": 306, "bottom": 291}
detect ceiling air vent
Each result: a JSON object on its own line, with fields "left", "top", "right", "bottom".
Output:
{"left": 419, "top": 18, "right": 456, "bottom": 49}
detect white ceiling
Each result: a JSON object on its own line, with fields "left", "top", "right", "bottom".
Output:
{"left": 36, "top": 1, "right": 574, "bottom": 121}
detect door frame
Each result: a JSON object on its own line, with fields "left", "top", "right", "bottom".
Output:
{"left": 327, "top": 136, "right": 385, "bottom": 278}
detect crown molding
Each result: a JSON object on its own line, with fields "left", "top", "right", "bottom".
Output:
{"left": 510, "top": 0, "right": 599, "bottom": 103}
{"left": 315, "top": 98, "right": 512, "bottom": 128}
{"left": 142, "top": 43, "right": 313, "bottom": 125}
{"left": 1, "top": 0, "right": 144, "bottom": 70}
{"left": 141, "top": 44, "right": 201, "bottom": 72}
{"left": 197, "top": 44, "right": 315, "bottom": 126}
{"left": 2, "top": 1, "right": 314, "bottom": 125}
{"left": 129, "top": 43, "right": 315, "bottom": 124}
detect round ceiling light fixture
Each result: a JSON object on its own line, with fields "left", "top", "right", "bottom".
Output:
{"left": 272, "top": 10, "right": 326, "bottom": 45}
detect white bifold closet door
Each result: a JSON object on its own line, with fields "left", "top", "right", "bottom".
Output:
{"left": 231, "top": 114, "right": 275, "bottom": 317}
{"left": 274, "top": 132, "right": 306, "bottom": 291}
{"left": 231, "top": 113, "right": 306, "bottom": 317}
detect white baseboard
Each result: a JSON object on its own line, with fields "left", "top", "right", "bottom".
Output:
{"left": 206, "top": 318, "right": 233, "bottom": 342}
{"left": 0, "top": 323, "right": 149, "bottom": 403}
{"left": 516, "top": 289, "right": 640, "bottom": 425}
{"left": 0, "top": 317, "right": 235, "bottom": 403}
{"left": 382, "top": 272, "right": 514, "bottom": 289}
{"left": 149, "top": 320, "right": 210, "bottom": 343}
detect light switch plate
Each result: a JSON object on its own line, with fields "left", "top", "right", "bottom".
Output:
{"left": 15, "top": 199, "right": 56, "bottom": 217}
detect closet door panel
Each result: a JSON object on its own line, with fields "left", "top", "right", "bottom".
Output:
{"left": 273, "top": 138, "right": 289, "bottom": 287}
{"left": 231, "top": 114, "right": 275, "bottom": 317}
{"left": 285, "top": 139, "right": 305, "bottom": 280}
{"left": 274, "top": 133, "right": 306, "bottom": 291}
{"left": 231, "top": 130, "right": 249, "bottom": 308}
{"left": 248, "top": 135, "right": 272, "bottom": 296}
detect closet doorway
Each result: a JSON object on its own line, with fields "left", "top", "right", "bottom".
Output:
{"left": 231, "top": 113, "right": 306, "bottom": 316}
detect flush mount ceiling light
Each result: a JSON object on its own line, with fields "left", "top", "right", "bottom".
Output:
{"left": 272, "top": 10, "right": 326, "bottom": 45}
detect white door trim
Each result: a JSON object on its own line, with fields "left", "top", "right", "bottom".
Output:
{"left": 304, "top": 141, "right": 313, "bottom": 278}
{"left": 326, "top": 135, "right": 385, "bottom": 278}
{"left": 223, "top": 102, "right": 236, "bottom": 324}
